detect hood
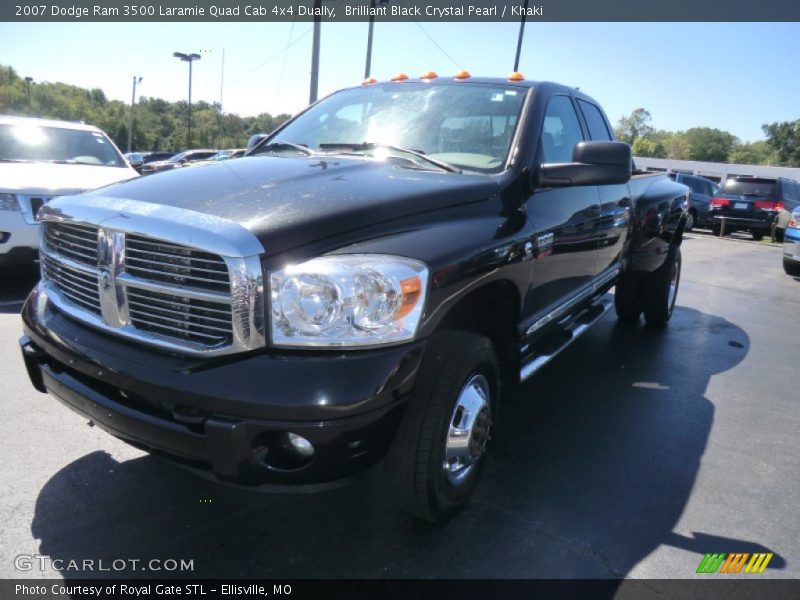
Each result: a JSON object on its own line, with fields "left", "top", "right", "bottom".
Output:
{"left": 83, "top": 155, "right": 499, "bottom": 253}
{"left": 0, "top": 162, "right": 138, "bottom": 196}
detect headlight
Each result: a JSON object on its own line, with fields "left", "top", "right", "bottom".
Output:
{"left": 0, "top": 193, "right": 19, "bottom": 211}
{"left": 269, "top": 254, "right": 428, "bottom": 347}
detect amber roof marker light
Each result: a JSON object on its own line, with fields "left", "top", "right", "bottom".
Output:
{"left": 453, "top": 70, "right": 471, "bottom": 80}
{"left": 362, "top": 77, "right": 378, "bottom": 85}
{"left": 420, "top": 70, "right": 439, "bottom": 80}
{"left": 390, "top": 73, "right": 409, "bottom": 82}
{"left": 507, "top": 72, "right": 525, "bottom": 82}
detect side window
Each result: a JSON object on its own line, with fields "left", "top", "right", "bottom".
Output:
{"left": 540, "top": 96, "right": 584, "bottom": 164}
{"left": 782, "top": 181, "right": 800, "bottom": 209}
{"left": 577, "top": 99, "right": 612, "bottom": 141}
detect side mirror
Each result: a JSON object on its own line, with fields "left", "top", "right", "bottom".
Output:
{"left": 536, "top": 141, "right": 632, "bottom": 187}
{"left": 247, "top": 133, "right": 268, "bottom": 150}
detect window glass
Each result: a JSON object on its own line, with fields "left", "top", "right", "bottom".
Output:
{"left": 0, "top": 124, "right": 125, "bottom": 167}
{"left": 540, "top": 96, "right": 584, "bottom": 163}
{"left": 267, "top": 82, "right": 526, "bottom": 172}
{"left": 577, "top": 99, "right": 612, "bottom": 141}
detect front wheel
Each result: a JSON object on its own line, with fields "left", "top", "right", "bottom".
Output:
{"left": 784, "top": 257, "right": 800, "bottom": 277}
{"left": 685, "top": 211, "right": 695, "bottom": 232}
{"left": 386, "top": 331, "right": 498, "bottom": 522}
{"left": 642, "top": 248, "right": 682, "bottom": 326}
{"left": 752, "top": 230, "right": 765, "bottom": 241}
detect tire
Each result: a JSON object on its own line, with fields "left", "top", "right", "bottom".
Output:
{"left": 641, "top": 247, "right": 682, "bottom": 326}
{"left": 784, "top": 257, "right": 800, "bottom": 277}
{"left": 386, "top": 330, "right": 499, "bottom": 523}
{"left": 614, "top": 277, "right": 642, "bottom": 323}
{"left": 752, "top": 231, "right": 764, "bottom": 241}
{"left": 685, "top": 211, "right": 695, "bottom": 232}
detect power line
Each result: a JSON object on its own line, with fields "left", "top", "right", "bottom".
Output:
{"left": 413, "top": 22, "right": 463, "bottom": 71}
{"left": 227, "top": 27, "right": 312, "bottom": 85}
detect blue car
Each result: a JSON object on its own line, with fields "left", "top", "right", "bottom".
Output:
{"left": 783, "top": 207, "right": 800, "bottom": 276}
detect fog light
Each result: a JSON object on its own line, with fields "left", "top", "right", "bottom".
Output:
{"left": 286, "top": 432, "right": 314, "bottom": 458}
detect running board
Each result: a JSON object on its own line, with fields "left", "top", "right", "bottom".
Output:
{"left": 519, "top": 298, "right": 613, "bottom": 382}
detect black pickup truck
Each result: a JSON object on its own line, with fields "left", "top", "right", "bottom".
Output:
{"left": 20, "top": 76, "right": 689, "bottom": 522}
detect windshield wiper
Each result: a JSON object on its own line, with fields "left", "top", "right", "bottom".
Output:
{"left": 318, "top": 142, "right": 461, "bottom": 173}
{"left": 253, "top": 142, "right": 315, "bottom": 156}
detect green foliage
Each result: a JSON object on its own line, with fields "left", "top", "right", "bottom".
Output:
{"left": 683, "top": 127, "right": 738, "bottom": 163}
{"left": 0, "top": 64, "right": 290, "bottom": 152}
{"left": 762, "top": 120, "right": 800, "bottom": 167}
{"left": 615, "top": 107, "right": 799, "bottom": 167}
{"left": 614, "top": 108, "right": 655, "bottom": 145}
{"left": 631, "top": 136, "right": 666, "bottom": 158}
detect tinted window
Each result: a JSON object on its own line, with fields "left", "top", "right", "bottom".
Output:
{"left": 540, "top": 96, "right": 584, "bottom": 163}
{"left": 722, "top": 178, "right": 778, "bottom": 197}
{"left": 577, "top": 99, "right": 612, "bottom": 141}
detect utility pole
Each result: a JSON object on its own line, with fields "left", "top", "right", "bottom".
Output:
{"left": 24, "top": 76, "right": 33, "bottom": 113}
{"left": 309, "top": 0, "right": 321, "bottom": 104}
{"left": 173, "top": 51, "right": 201, "bottom": 148}
{"left": 126, "top": 76, "right": 142, "bottom": 154}
{"left": 364, "top": 0, "right": 376, "bottom": 78}
{"left": 513, "top": 0, "right": 530, "bottom": 72}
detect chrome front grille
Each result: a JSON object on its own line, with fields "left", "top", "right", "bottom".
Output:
{"left": 41, "top": 254, "right": 101, "bottom": 315}
{"left": 127, "top": 287, "right": 233, "bottom": 346}
{"left": 39, "top": 219, "right": 257, "bottom": 355}
{"left": 125, "top": 234, "right": 230, "bottom": 293}
{"left": 43, "top": 221, "right": 98, "bottom": 266}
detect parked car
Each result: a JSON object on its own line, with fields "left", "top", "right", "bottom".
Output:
{"left": 668, "top": 172, "right": 718, "bottom": 231}
{"left": 140, "top": 149, "right": 217, "bottom": 175}
{"left": 709, "top": 176, "right": 800, "bottom": 240}
{"left": 20, "top": 76, "right": 689, "bottom": 521}
{"left": 0, "top": 115, "right": 138, "bottom": 269}
{"left": 185, "top": 149, "right": 247, "bottom": 168}
{"left": 783, "top": 207, "right": 800, "bottom": 276}
{"left": 126, "top": 151, "right": 177, "bottom": 174}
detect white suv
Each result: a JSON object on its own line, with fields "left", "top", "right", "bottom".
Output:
{"left": 0, "top": 116, "right": 138, "bottom": 268}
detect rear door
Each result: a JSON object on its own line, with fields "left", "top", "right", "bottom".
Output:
{"left": 524, "top": 94, "right": 601, "bottom": 318}
{"left": 576, "top": 98, "right": 631, "bottom": 277}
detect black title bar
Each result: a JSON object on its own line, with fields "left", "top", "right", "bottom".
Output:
{"left": 4, "top": 0, "right": 800, "bottom": 22}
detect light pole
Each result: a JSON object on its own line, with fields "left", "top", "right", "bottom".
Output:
{"left": 173, "top": 51, "right": 201, "bottom": 148}
{"left": 24, "top": 76, "right": 33, "bottom": 113}
{"left": 309, "top": 0, "right": 321, "bottom": 104}
{"left": 127, "top": 76, "right": 142, "bottom": 154}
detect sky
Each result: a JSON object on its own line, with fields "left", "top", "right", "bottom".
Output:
{"left": 2, "top": 21, "right": 799, "bottom": 142}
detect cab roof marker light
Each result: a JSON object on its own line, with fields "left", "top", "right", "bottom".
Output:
{"left": 390, "top": 73, "right": 409, "bottom": 82}
{"left": 507, "top": 71, "right": 525, "bottom": 81}
{"left": 362, "top": 77, "right": 378, "bottom": 85}
{"left": 454, "top": 70, "right": 471, "bottom": 80}
{"left": 420, "top": 70, "right": 438, "bottom": 80}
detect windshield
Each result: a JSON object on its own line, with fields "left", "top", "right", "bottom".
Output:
{"left": 722, "top": 178, "right": 777, "bottom": 197}
{"left": 264, "top": 82, "right": 528, "bottom": 173}
{"left": 0, "top": 123, "right": 126, "bottom": 167}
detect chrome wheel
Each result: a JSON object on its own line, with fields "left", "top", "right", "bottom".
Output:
{"left": 668, "top": 260, "right": 679, "bottom": 311}
{"left": 443, "top": 373, "right": 492, "bottom": 486}
{"left": 686, "top": 212, "right": 695, "bottom": 231}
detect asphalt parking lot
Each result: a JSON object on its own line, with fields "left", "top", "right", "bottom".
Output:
{"left": 0, "top": 231, "right": 798, "bottom": 581}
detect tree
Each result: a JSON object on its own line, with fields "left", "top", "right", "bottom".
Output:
{"left": 0, "top": 63, "right": 291, "bottom": 152}
{"left": 683, "top": 127, "right": 738, "bottom": 163}
{"left": 729, "top": 140, "right": 775, "bottom": 165}
{"left": 632, "top": 136, "right": 666, "bottom": 158}
{"left": 762, "top": 120, "right": 800, "bottom": 167}
{"left": 615, "top": 108, "right": 655, "bottom": 145}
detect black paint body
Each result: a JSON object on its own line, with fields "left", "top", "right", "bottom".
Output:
{"left": 21, "top": 79, "right": 689, "bottom": 487}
